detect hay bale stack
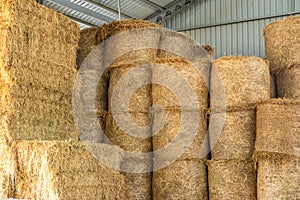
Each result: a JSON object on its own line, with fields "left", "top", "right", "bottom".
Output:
{"left": 152, "top": 58, "right": 210, "bottom": 110}
{"left": 153, "top": 108, "right": 208, "bottom": 163}
{"left": 275, "top": 65, "right": 300, "bottom": 99}
{"left": 211, "top": 56, "right": 270, "bottom": 111}
{"left": 209, "top": 110, "right": 256, "bottom": 159}
{"left": 207, "top": 159, "right": 256, "bottom": 200}
{"left": 108, "top": 63, "right": 152, "bottom": 113}
{"left": 0, "top": 0, "right": 79, "bottom": 141}
{"left": 256, "top": 99, "right": 299, "bottom": 156}
{"left": 264, "top": 16, "right": 300, "bottom": 73}
{"left": 153, "top": 159, "right": 208, "bottom": 200}
{"left": 13, "top": 141, "right": 126, "bottom": 199}
{"left": 255, "top": 152, "right": 299, "bottom": 200}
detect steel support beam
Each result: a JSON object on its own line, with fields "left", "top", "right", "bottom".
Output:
{"left": 137, "top": 0, "right": 165, "bottom": 11}
{"left": 50, "top": 0, "right": 114, "bottom": 22}
{"left": 85, "top": 0, "right": 133, "bottom": 18}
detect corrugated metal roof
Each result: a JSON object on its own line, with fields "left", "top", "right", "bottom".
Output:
{"left": 40, "top": 0, "right": 184, "bottom": 29}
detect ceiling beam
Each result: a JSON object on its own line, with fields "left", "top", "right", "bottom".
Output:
{"left": 137, "top": 0, "right": 165, "bottom": 11}
{"left": 50, "top": 0, "right": 115, "bottom": 22}
{"left": 85, "top": 0, "right": 134, "bottom": 19}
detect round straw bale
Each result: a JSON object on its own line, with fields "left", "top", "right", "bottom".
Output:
{"left": 211, "top": 56, "right": 270, "bottom": 111}
{"left": 96, "top": 19, "right": 161, "bottom": 44}
{"left": 275, "top": 65, "right": 300, "bottom": 99}
{"left": 256, "top": 99, "right": 300, "bottom": 156}
{"left": 209, "top": 109, "right": 256, "bottom": 160}
{"left": 254, "top": 152, "right": 299, "bottom": 200}
{"left": 153, "top": 159, "right": 208, "bottom": 200}
{"left": 105, "top": 112, "right": 152, "bottom": 153}
{"left": 157, "top": 29, "right": 211, "bottom": 59}
{"left": 108, "top": 64, "right": 151, "bottom": 113}
{"left": 207, "top": 159, "right": 256, "bottom": 200}
{"left": 270, "top": 73, "right": 277, "bottom": 98}
{"left": 101, "top": 21, "right": 161, "bottom": 67}
{"left": 153, "top": 108, "right": 208, "bottom": 164}
{"left": 152, "top": 58, "right": 209, "bottom": 110}
{"left": 264, "top": 16, "right": 300, "bottom": 73}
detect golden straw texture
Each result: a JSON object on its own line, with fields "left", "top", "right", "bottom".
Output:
{"left": 256, "top": 99, "right": 300, "bottom": 156}
{"left": 264, "top": 16, "right": 300, "bottom": 73}
{"left": 153, "top": 159, "right": 208, "bottom": 200}
{"left": 0, "top": 0, "right": 79, "bottom": 141}
{"left": 209, "top": 110, "right": 256, "bottom": 159}
{"left": 275, "top": 65, "right": 300, "bottom": 99}
{"left": 207, "top": 159, "right": 257, "bottom": 200}
{"left": 211, "top": 56, "right": 270, "bottom": 111}
{"left": 254, "top": 152, "right": 299, "bottom": 200}
{"left": 13, "top": 141, "right": 125, "bottom": 200}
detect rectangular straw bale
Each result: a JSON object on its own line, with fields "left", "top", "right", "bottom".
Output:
{"left": 153, "top": 159, "right": 208, "bottom": 200}
{"left": 275, "top": 65, "right": 300, "bottom": 99}
{"left": 207, "top": 159, "right": 257, "bottom": 200}
{"left": 255, "top": 152, "right": 299, "bottom": 200}
{"left": 13, "top": 140, "right": 125, "bottom": 200}
{"left": 256, "top": 99, "right": 300, "bottom": 156}
{"left": 105, "top": 112, "right": 152, "bottom": 153}
{"left": 211, "top": 56, "right": 270, "bottom": 111}
{"left": 153, "top": 108, "right": 208, "bottom": 164}
{"left": 152, "top": 58, "right": 209, "bottom": 110}
{"left": 108, "top": 64, "right": 152, "bottom": 113}
{"left": 264, "top": 16, "right": 300, "bottom": 73}
{"left": 0, "top": 0, "right": 79, "bottom": 141}
{"left": 209, "top": 110, "right": 256, "bottom": 160}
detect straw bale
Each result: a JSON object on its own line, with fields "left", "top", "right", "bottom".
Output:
{"left": 209, "top": 110, "right": 256, "bottom": 160}
{"left": 96, "top": 19, "right": 161, "bottom": 44}
{"left": 0, "top": 0, "right": 79, "bottom": 141}
{"left": 207, "top": 159, "right": 257, "bottom": 200}
{"left": 270, "top": 73, "right": 277, "bottom": 98}
{"left": 105, "top": 112, "right": 152, "bottom": 153}
{"left": 108, "top": 64, "right": 152, "bottom": 113}
{"left": 157, "top": 29, "right": 212, "bottom": 59}
{"left": 77, "top": 27, "right": 99, "bottom": 68}
{"left": 0, "top": 139, "right": 14, "bottom": 199}
{"left": 255, "top": 152, "right": 299, "bottom": 200}
{"left": 276, "top": 65, "right": 300, "bottom": 99}
{"left": 256, "top": 99, "right": 300, "bottom": 156}
{"left": 211, "top": 56, "right": 270, "bottom": 111}
{"left": 264, "top": 16, "right": 300, "bottom": 73}
{"left": 13, "top": 140, "right": 125, "bottom": 199}
{"left": 153, "top": 159, "right": 208, "bottom": 200}
{"left": 152, "top": 58, "right": 209, "bottom": 110}
{"left": 100, "top": 20, "right": 161, "bottom": 67}
{"left": 153, "top": 108, "right": 208, "bottom": 164}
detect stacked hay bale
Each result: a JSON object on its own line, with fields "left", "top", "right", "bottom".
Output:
{"left": 102, "top": 20, "right": 161, "bottom": 200}
{"left": 0, "top": 0, "right": 79, "bottom": 141}
{"left": 13, "top": 141, "right": 126, "bottom": 199}
{"left": 208, "top": 56, "right": 270, "bottom": 199}
{"left": 152, "top": 31, "right": 212, "bottom": 199}
{"left": 255, "top": 99, "right": 299, "bottom": 199}
{"left": 0, "top": 0, "right": 79, "bottom": 198}
{"left": 264, "top": 16, "right": 300, "bottom": 99}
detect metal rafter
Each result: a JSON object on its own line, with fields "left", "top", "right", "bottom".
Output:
{"left": 50, "top": 0, "right": 115, "bottom": 22}
{"left": 137, "top": 0, "right": 165, "bottom": 11}
{"left": 84, "top": 0, "right": 133, "bottom": 19}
